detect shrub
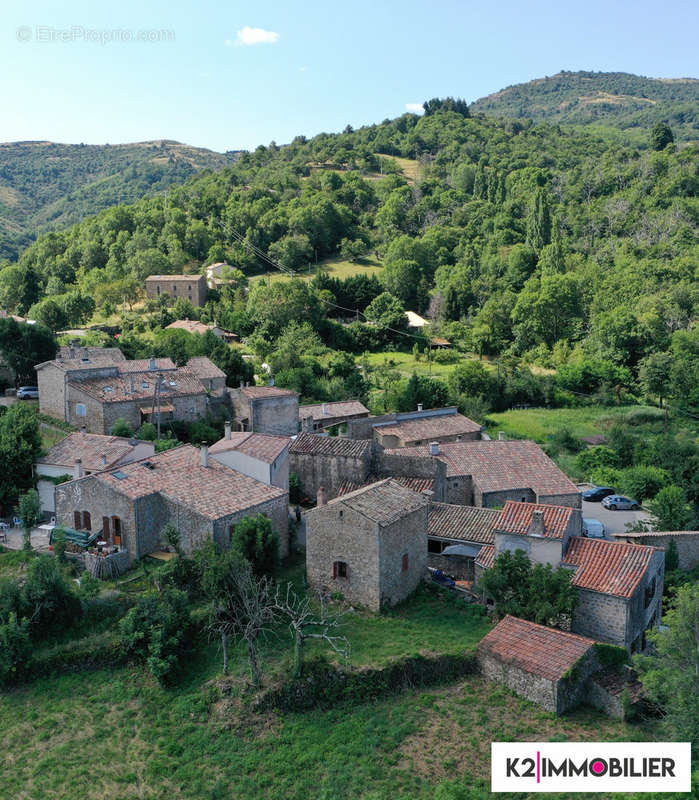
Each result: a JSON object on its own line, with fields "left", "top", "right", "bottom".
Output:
{"left": 136, "top": 422, "right": 157, "bottom": 441}
{"left": 665, "top": 539, "right": 680, "bottom": 572}
{"left": 432, "top": 348, "right": 460, "bottom": 364}
{"left": 289, "top": 472, "right": 302, "bottom": 505}
{"left": 110, "top": 418, "right": 133, "bottom": 437}
{"left": 576, "top": 446, "right": 620, "bottom": 477}
{"left": 549, "top": 427, "right": 585, "bottom": 453}
{"left": 649, "top": 486, "right": 694, "bottom": 531}
{"left": 231, "top": 514, "right": 280, "bottom": 577}
{"left": 23, "top": 555, "right": 82, "bottom": 634}
{"left": 119, "top": 588, "right": 193, "bottom": 684}
{"left": 618, "top": 465, "right": 671, "bottom": 502}
{"left": 28, "top": 631, "right": 125, "bottom": 679}
{"left": 0, "top": 613, "right": 31, "bottom": 685}
{"left": 589, "top": 467, "right": 623, "bottom": 489}
{"left": 52, "top": 527, "right": 67, "bottom": 564}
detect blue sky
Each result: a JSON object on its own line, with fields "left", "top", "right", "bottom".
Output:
{"left": 3, "top": 0, "right": 697, "bottom": 152}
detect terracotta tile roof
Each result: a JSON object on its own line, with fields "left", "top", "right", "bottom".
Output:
{"left": 478, "top": 615, "right": 596, "bottom": 682}
{"left": 70, "top": 367, "right": 205, "bottom": 403}
{"left": 166, "top": 320, "right": 214, "bottom": 335}
{"left": 324, "top": 478, "right": 428, "bottom": 526}
{"left": 497, "top": 501, "right": 576, "bottom": 540}
{"left": 336, "top": 475, "right": 434, "bottom": 498}
{"left": 290, "top": 433, "right": 372, "bottom": 459}
{"left": 145, "top": 274, "right": 204, "bottom": 281}
{"left": 563, "top": 538, "right": 659, "bottom": 598}
{"left": 37, "top": 433, "right": 148, "bottom": 472}
{"left": 429, "top": 503, "right": 500, "bottom": 545}
{"left": 384, "top": 440, "right": 579, "bottom": 498}
{"left": 241, "top": 385, "right": 298, "bottom": 399}
{"left": 96, "top": 445, "right": 286, "bottom": 519}
{"left": 117, "top": 358, "right": 176, "bottom": 373}
{"left": 376, "top": 411, "right": 481, "bottom": 442}
{"left": 299, "top": 400, "right": 369, "bottom": 421}
{"left": 39, "top": 347, "right": 126, "bottom": 371}
{"left": 209, "top": 432, "right": 290, "bottom": 463}
{"left": 475, "top": 544, "right": 495, "bottom": 569}
{"left": 186, "top": 356, "right": 226, "bottom": 380}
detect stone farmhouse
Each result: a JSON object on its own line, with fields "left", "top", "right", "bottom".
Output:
{"left": 476, "top": 500, "right": 664, "bottom": 651}
{"left": 35, "top": 351, "right": 224, "bottom": 434}
{"left": 145, "top": 274, "right": 208, "bottom": 306}
{"left": 209, "top": 421, "right": 290, "bottom": 490}
{"left": 299, "top": 400, "right": 370, "bottom": 433}
{"left": 305, "top": 479, "right": 429, "bottom": 611}
{"left": 230, "top": 384, "right": 299, "bottom": 436}
{"left": 427, "top": 503, "right": 500, "bottom": 581}
{"left": 289, "top": 432, "right": 448, "bottom": 503}
{"left": 384, "top": 439, "right": 581, "bottom": 507}
{"left": 36, "top": 432, "right": 155, "bottom": 513}
{"left": 54, "top": 444, "right": 289, "bottom": 563}
{"left": 612, "top": 530, "right": 699, "bottom": 570}
{"left": 478, "top": 616, "right": 600, "bottom": 715}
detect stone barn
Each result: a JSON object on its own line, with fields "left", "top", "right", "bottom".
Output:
{"left": 289, "top": 433, "right": 373, "bottom": 502}
{"left": 230, "top": 385, "right": 299, "bottom": 436}
{"left": 478, "top": 615, "right": 599, "bottom": 714}
{"left": 305, "top": 479, "right": 429, "bottom": 611}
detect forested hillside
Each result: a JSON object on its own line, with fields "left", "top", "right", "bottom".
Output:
{"left": 0, "top": 140, "right": 239, "bottom": 259}
{"left": 1, "top": 106, "right": 697, "bottom": 414}
{"left": 470, "top": 71, "right": 698, "bottom": 141}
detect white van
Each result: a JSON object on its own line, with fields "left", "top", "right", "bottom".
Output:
{"left": 582, "top": 518, "right": 606, "bottom": 539}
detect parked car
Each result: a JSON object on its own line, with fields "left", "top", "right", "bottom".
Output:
{"left": 602, "top": 494, "right": 640, "bottom": 511}
{"left": 582, "top": 518, "right": 606, "bottom": 539}
{"left": 17, "top": 386, "right": 39, "bottom": 399}
{"left": 582, "top": 485, "right": 615, "bottom": 502}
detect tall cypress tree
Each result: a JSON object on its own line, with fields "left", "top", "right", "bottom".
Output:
{"left": 526, "top": 188, "right": 552, "bottom": 253}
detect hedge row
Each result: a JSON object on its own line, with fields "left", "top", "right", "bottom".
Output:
{"left": 255, "top": 651, "right": 479, "bottom": 713}
{"left": 25, "top": 631, "right": 129, "bottom": 680}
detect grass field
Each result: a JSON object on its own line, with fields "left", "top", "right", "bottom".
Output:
{"left": 377, "top": 154, "right": 421, "bottom": 183}
{"left": 249, "top": 254, "right": 382, "bottom": 286}
{"left": 358, "top": 350, "right": 491, "bottom": 381}
{"left": 40, "top": 422, "right": 68, "bottom": 451}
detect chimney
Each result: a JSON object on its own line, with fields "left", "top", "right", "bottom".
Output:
{"left": 301, "top": 414, "right": 313, "bottom": 433}
{"left": 81, "top": 425, "right": 87, "bottom": 435}
{"left": 149, "top": 356, "right": 157, "bottom": 371}
{"left": 322, "top": 402, "right": 328, "bottom": 416}
{"left": 317, "top": 486, "right": 327, "bottom": 507}
{"left": 429, "top": 441, "right": 440, "bottom": 456}
{"left": 239, "top": 380, "right": 245, "bottom": 390}
{"left": 417, "top": 403, "right": 423, "bottom": 412}
{"left": 224, "top": 421, "right": 232, "bottom": 440}
{"left": 75, "top": 458, "right": 84, "bottom": 479}
{"left": 529, "top": 510, "right": 546, "bottom": 537}
{"left": 498, "top": 431, "right": 505, "bottom": 441}
{"left": 200, "top": 444, "right": 209, "bottom": 468}
{"left": 130, "top": 377, "right": 135, "bottom": 393}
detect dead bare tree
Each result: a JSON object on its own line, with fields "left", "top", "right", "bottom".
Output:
{"left": 274, "top": 583, "right": 351, "bottom": 678}
{"left": 205, "top": 552, "right": 277, "bottom": 684}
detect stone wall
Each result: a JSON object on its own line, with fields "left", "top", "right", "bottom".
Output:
{"left": 537, "top": 491, "right": 582, "bottom": 509}
{"left": 428, "top": 553, "right": 474, "bottom": 580}
{"left": 145, "top": 276, "right": 208, "bottom": 306}
{"left": 306, "top": 504, "right": 381, "bottom": 610}
{"left": 250, "top": 394, "right": 299, "bottom": 436}
{"left": 495, "top": 532, "right": 564, "bottom": 567}
{"left": 572, "top": 590, "right": 628, "bottom": 647}
{"left": 479, "top": 654, "right": 558, "bottom": 712}
{"left": 478, "top": 487, "right": 536, "bottom": 508}
{"left": 626, "top": 550, "right": 664, "bottom": 651}
{"left": 444, "top": 475, "right": 473, "bottom": 505}
{"left": 345, "top": 413, "right": 396, "bottom": 440}
{"left": 615, "top": 532, "right": 699, "bottom": 570}
{"left": 36, "top": 363, "right": 67, "bottom": 420}
{"left": 377, "top": 506, "right": 428, "bottom": 608}
{"left": 290, "top": 450, "right": 372, "bottom": 501}
{"left": 376, "top": 452, "right": 447, "bottom": 502}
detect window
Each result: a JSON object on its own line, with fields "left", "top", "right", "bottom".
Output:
{"left": 453, "top": 482, "right": 459, "bottom": 488}
{"left": 428, "top": 538, "right": 444, "bottom": 554}
{"left": 172, "top": 285, "right": 177, "bottom": 293}
{"left": 188, "top": 285, "right": 192, "bottom": 290}
{"left": 156, "top": 286, "right": 160, "bottom": 295}
{"left": 74, "top": 510, "right": 91, "bottom": 530}
{"left": 402, "top": 553, "right": 409, "bottom": 572}
{"left": 644, "top": 577, "right": 656, "bottom": 608}
{"left": 83, "top": 511, "right": 91, "bottom": 531}
{"left": 76, "top": 403, "right": 86, "bottom": 417}
{"left": 333, "top": 561, "right": 348, "bottom": 579}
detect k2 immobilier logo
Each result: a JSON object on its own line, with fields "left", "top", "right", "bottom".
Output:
{"left": 492, "top": 742, "right": 691, "bottom": 792}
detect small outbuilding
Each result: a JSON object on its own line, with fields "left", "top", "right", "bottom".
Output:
{"left": 477, "top": 615, "right": 599, "bottom": 714}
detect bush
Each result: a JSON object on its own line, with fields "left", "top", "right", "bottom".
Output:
{"left": 110, "top": 418, "right": 133, "bottom": 437}
{"left": 231, "top": 514, "right": 280, "bottom": 577}
{"left": 289, "top": 472, "right": 302, "bottom": 505}
{"left": 27, "top": 631, "right": 125, "bottom": 679}
{"left": 576, "top": 446, "right": 620, "bottom": 477}
{"left": 618, "top": 465, "right": 671, "bottom": 502}
{"left": 431, "top": 348, "right": 460, "bottom": 364}
{"left": 589, "top": 466, "right": 623, "bottom": 489}
{"left": 23, "top": 555, "right": 82, "bottom": 634}
{"left": 136, "top": 422, "right": 157, "bottom": 441}
{"left": 549, "top": 427, "right": 585, "bottom": 453}
{"left": 0, "top": 613, "right": 31, "bottom": 685}
{"left": 119, "top": 588, "right": 193, "bottom": 684}
{"left": 665, "top": 539, "right": 680, "bottom": 572}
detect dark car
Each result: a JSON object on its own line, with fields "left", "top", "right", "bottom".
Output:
{"left": 582, "top": 486, "right": 615, "bottom": 502}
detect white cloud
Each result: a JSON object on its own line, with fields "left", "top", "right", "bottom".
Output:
{"left": 299, "top": 65, "right": 308, "bottom": 72}
{"left": 405, "top": 102, "right": 424, "bottom": 114}
{"left": 235, "top": 26, "right": 280, "bottom": 46}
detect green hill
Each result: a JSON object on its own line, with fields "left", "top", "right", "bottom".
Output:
{"left": 0, "top": 140, "right": 239, "bottom": 259}
{"left": 470, "top": 71, "right": 698, "bottom": 141}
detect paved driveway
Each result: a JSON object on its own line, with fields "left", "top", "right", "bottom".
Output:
{"left": 581, "top": 500, "right": 651, "bottom": 537}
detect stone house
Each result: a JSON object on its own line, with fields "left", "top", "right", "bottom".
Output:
{"left": 290, "top": 433, "right": 374, "bottom": 502}
{"left": 299, "top": 400, "right": 370, "bottom": 433}
{"left": 383, "top": 440, "right": 581, "bottom": 507}
{"left": 230, "top": 384, "right": 299, "bottom": 436}
{"left": 36, "top": 431, "right": 155, "bottom": 513}
{"left": 562, "top": 537, "right": 664, "bottom": 652}
{"left": 209, "top": 421, "right": 290, "bottom": 490}
{"left": 185, "top": 356, "right": 227, "bottom": 396}
{"left": 54, "top": 444, "right": 289, "bottom": 562}
{"left": 371, "top": 407, "right": 482, "bottom": 448}
{"left": 612, "top": 530, "right": 699, "bottom": 570}
{"left": 145, "top": 274, "right": 208, "bottom": 306}
{"left": 477, "top": 615, "right": 599, "bottom": 714}
{"left": 305, "top": 479, "right": 429, "bottom": 611}
{"left": 477, "top": 500, "right": 664, "bottom": 651}
{"left": 427, "top": 503, "right": 501, "bottom": 581}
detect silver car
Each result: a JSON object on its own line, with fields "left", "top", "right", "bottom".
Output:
{"left": 17, "top": 386, "right": 39, "bottom": 399}
{"left": 601, "top": 494, "right": 640, "bottom": 511}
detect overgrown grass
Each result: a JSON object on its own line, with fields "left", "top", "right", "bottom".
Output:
{"left": 358, "top": 349, "right": 489, "bottom": 381}
{"left": 250, "top": 254, "right": 382, "bottom": 285}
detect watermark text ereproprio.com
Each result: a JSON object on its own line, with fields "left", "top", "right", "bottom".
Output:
{"left": 16, "top": 25, "right": 175, "bottom": 45}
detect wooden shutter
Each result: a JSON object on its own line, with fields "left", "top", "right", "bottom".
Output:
{"left": 74, "top": 511, "right": 81, "bottom": 529}
{"left": 102, "top": 517, "right": 111, "bottom": 539}
{"left": 83, "top": 511, "right": 91, "bottom": 531}
{"left": 332, "top": 561, "right": 338, "bottom": 579}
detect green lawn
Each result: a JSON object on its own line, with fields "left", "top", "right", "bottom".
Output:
{"left": 250, "top": 254, "right": 382, "bottom": 285}
{"left": 358, "top": 350, "right": 491, "bottom": 381}
{"left": 40, "top": 423, "right": 68, "bottom": 451}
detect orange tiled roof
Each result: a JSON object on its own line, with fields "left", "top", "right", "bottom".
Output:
{"left": 299, "top": 400, "right": 369, "bottom": 421}
{"left": 186, "top": 356, "right": 225, "bottom": 380}
{"left": 209, "top": 431, "right": 290, "bottom": 464}
{"left": 475, "top": 544, "right": 495, "bottom": 569}
{"left": 563, "top": 537, "right": 659, "bottom": 598}
{"left": 429, "top": 503, "right": 500, "bottom": 545}
{"left": 384, "top": 440, "right": 579, "bottom": 498}
{"left": 497, "top": 500, "right": 576, "bottom": 540}
{"left": 290, "top": 432, "right": 372, "bottom": 459}
{"left": 241, "top": 385, "right": 298, "bottom": 399}
{"left": 95, "top": 445, "right": 286, "bottom": 519}
{"left": 37, "top": 432, "right": 147, "bottom": 472}
{"left": 323, "top": 478, "right": 428, "bottom": 526}
{"left": 70, "top": 367, "right": 205, "bottom": 403}
{"left": 376, "top": 412, "right": 481, "bottom": 441}
{"left": 478, "top": 615, "right": 596, "bottom": 681}
{"left": 117, "top": 358, "right": 176, "bottom": 373}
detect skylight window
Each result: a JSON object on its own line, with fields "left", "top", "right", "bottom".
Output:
{"left": 141, "top": 382, "right": 149, "bottom": 389}
{"left": 112, "top": 470, "right": 128, "bottom": 480}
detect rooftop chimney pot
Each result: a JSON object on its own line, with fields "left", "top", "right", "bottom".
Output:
{"left": 317, "top": 486, "right": 327, "bottom": 507}
{"left": 429, "top": 441, "right": 440, "bottom": 456}
{"left": 529, "top": 510, "right": 546, "bottom": 537}
{"left": 75, "top": 458, "right": 84, "bottom": 479}
{"left": 498, "top": 431, "right": 505, "bottom": 441}
{"left": 149, "top": 356, "right": 157, "bottom": 371}
{"left": 224, "top": 421, "right": 232, "bottom": 440}
{"left": 417, "top": 403, "right": 423, "bottom": 412}
{"left": 200, "top": 444, "right": 209, "bottom": 468}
